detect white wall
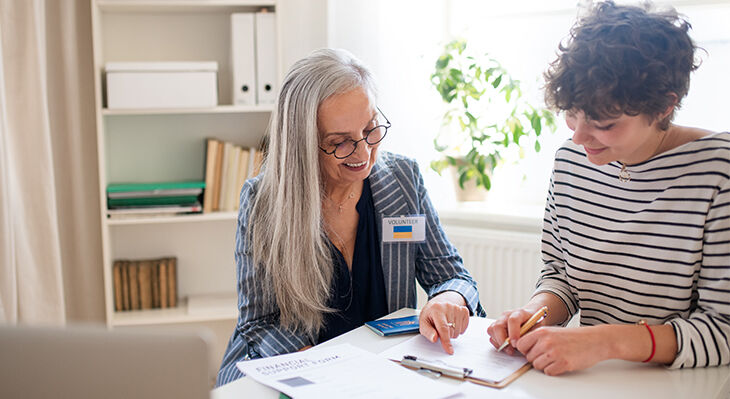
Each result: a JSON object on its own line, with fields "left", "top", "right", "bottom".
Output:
{"left": 278, "top": 0, "right": 329, "bottom": 75}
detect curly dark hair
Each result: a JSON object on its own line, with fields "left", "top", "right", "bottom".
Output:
{"left": 544, "top": 1, "right": 700, "bottom": 130}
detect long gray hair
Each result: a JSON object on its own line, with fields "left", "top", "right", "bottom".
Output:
{"left": 249, "top": 49, "right": 377, "bottom": 336}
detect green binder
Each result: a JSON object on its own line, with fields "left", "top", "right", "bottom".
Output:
{"left": 107, "top": 181, "right": 205, "bottom": 193}
{"left": 108, "top": 196, "right": 200, "bottom": 207}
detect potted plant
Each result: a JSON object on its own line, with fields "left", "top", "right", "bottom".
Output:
{"left": 430, "top": 39, "right": 557, "bottom": 200}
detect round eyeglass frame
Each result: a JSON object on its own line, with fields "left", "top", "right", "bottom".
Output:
{"left": 318, "top": 107, "right": 391, "bottom": 159}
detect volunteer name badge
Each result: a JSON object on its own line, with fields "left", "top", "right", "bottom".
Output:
{"left": 382, "top": 215, "right": 426, "bottom": 243}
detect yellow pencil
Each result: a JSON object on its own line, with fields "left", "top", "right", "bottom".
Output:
{"left": 497, "top": 306, "right": 548, "bottom": 352}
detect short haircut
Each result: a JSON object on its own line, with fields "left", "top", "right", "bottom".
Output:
{"left": 544, "top": 1, "right": 700, "bottom": 129}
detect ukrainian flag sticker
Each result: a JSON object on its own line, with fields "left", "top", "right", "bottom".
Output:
{"left": 393, "top": 225, "right": 413, "bottom": 239}
{"left": 382, "top": 215, "right": 426, "bottom": 243}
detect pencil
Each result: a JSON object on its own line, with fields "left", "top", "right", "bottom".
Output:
{"left": 497, "top": 306, "right": 548, "bottom": 352}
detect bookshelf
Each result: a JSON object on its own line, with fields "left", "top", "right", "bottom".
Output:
{"left": 89, "top": 0, "right": 281, "bottom": 334}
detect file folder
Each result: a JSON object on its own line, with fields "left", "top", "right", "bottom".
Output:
{"left": 231, "top": 13, "right": 256, "bottom": 105}
{"left": 254, "top": 11, "right": 278, "bottom": 104}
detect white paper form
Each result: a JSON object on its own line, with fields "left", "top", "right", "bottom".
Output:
{"left": 236, "top": 343, "right": 459, "bottom": 399}
{"left": 379, "top": 317, "right": 528, "bottom": 383}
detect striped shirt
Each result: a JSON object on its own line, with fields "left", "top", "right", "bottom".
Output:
{"left": 536, "top": 132, "right": 730, "bottom": 369}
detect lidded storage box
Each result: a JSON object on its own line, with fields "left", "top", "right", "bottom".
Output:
{"left": 105, "top": 62, "right": 218, "bottom": 109}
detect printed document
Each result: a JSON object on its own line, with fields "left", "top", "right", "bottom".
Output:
{"left": 236, "top": 343, "right": 459, "bottom": 399}
{"left": 379, "top": 317, "right": 528, "bottom": 383}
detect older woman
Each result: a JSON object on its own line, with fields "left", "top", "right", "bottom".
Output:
{"left": 216, "top": 49, "right": 485, "bottom": 386}
{"left": 488, "top": 1, "right": 729, "bottom": 375}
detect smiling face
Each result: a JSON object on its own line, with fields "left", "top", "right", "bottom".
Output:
{"left": 566, "top": 110, "right": 668, "bottom": 165}
{"left": 317, "top": 86, "right": 381, "bottom": 189}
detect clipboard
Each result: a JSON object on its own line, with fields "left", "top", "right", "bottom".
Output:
{"left": 397, "top": 354, "right": 531, "bottom": 389}
{"left": 379, "top": 316, "right": 533, "bottom": 389}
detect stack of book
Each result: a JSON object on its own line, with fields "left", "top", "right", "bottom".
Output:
{"left": 202, "top": 138, "right": 264, "bottom": 213}
{"left": 106, "top": 181, "right": 205, "bottom": 219}
{"left": 113, "top": 257, "right": 178, "bottom": 312}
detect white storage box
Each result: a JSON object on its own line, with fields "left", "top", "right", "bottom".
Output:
{"left": 105, "top": 62, "right": 218, "bottom": 109}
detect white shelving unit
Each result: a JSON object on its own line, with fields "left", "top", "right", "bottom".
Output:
{"left": 90, "top": 0, "right": 280, "bottom": 329}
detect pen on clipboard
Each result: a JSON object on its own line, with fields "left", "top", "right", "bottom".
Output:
{"left": 497, "top": 306, "right": 548, "bottom": 352}
{"left": 401, "top": 355, "right": 473, "bottom": 379}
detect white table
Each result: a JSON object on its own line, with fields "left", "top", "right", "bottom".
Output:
{"left": 212, "top": 308, "right": 730, "bottom": 399}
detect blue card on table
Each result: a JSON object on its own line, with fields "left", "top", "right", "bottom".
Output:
{"left": 365, "top": 315, "right": 420, "bottom": 336}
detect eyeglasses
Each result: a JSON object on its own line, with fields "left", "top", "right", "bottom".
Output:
{"left": 319, "top": 107, "right": 391, "bottom": 159}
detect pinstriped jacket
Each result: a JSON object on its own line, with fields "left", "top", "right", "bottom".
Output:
{"left": 216, "top": 151, "right": 485, "bottom": 386}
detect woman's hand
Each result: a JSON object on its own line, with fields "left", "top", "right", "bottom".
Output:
{"left": 419, "top": 291, "right": 470, "bottom": 354}
{"left": 487, "top": 307, "right": 545, "bottom": 356}
{"left": 514, "top": 326, "right": 610, "bottom": 376}
{"left": 488, "top": 293, "right": 568, "bottom": 355}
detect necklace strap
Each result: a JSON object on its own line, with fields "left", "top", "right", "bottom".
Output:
{"left": 324, "top": 191, "right": 356, "bottom": 214}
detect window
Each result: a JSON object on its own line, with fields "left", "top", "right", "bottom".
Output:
{"left": 328, "top": 0, "right": 730, "bottom": 217}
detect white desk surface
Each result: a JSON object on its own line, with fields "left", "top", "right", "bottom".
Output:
{"left": 212, "top": 308, "right": 730, "bottom": 399}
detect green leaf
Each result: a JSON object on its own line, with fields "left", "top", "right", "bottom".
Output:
{"left": 431, "top": 159, "right": 449, "bottom": 174}
{"left": 449, "top": 68, "right": 464, "bottom": 82}
{"left": 465, "top": 111, "right": 477, "bottom": 126}
{"left": 481, "top": 174, "right": 491, "bottom": 190}
{"left": 458, "top": 171, "right": 469, "bottom": 189}
{"left": 435, "top": 55, "right": 451, "bottom": 70}
{"left": 512, "top": 123, "right": 524, "bottom": 144}
{"left": 534, "top": 141, "right": 542, "bottom": 152}
{"left": 488, "top": 154, "right": 498, "bottom": 169}
{"left": 492, "top": 75, "right": 502, "bottom": 88}
{"left": 529, "top": 111, "right": 542, "bottom": 136}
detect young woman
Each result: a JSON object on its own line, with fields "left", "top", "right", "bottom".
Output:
{"left": 488, "top": 1, "right": 729, "bottom": 375}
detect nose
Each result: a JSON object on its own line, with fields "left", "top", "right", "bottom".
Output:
{"left": 570, "top": 118, "right": 591, "bottom": 146}
{"left": 350, "top": 136, "right": 372, "bottom": 159}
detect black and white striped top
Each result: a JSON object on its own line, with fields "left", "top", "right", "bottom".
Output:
{"left": 536, "top": 132, "right": 730, "bottom": 369}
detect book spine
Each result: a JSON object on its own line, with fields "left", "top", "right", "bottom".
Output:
{"left": 128, "top": 261, "right": 140, "bottom": 310}
{"left": 138, "top": 261, "right": 153, "bottom": 310}
{"left": 151, "top": 260, "right": 160, "bottom": 308}
{"left": 218, "top": 142, "right": 232, "bottom": 211}
{"left": 159, "top": 258, "right": 168, "bottom": 309}
{"left": 167, "top": 257, "right": 177, "bottom": 308}
{"left": 121, "top": 261, "right": 130, "bottom": 311}
{"left": 203, "top": 138, "right": 219, "bottom": 213}
{"left": 211, "top": 140, "right": 225, "bottom": 211}
{"left": 234, "top": 147, "right": 250, "bottom": 211}
{"left": 113, "top": 261, "right": 123, "bottom": 312}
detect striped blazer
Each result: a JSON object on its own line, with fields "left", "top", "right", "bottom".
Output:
{"left": 216, "top": 151, "right": 485, "bottom": 386}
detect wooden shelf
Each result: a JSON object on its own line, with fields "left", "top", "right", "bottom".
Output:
{"left": 112, "top": 295, "right": 238, "bottom": 326}
{"left": 98, "top": 0, "right": 275, "bottom": 13}
{"left": 106, "top": 211, "right": 238, "bottom": 226}
{"left": 102, "top": 104, "right": 273, "bottom": 116}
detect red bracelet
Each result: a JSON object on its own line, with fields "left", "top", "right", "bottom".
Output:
{"left": 638, "top": 320, "right": 656, "bottom": 363}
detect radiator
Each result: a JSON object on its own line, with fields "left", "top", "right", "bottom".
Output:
{"left": 417, "top": 225, "right": 544, "bottom": 319}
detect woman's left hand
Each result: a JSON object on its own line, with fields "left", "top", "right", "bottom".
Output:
{"left": 514, "top": 326, "right": 610, "bottom": 376}
{"left": 419, "top": 291, "right": 470, "bottom": 354}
